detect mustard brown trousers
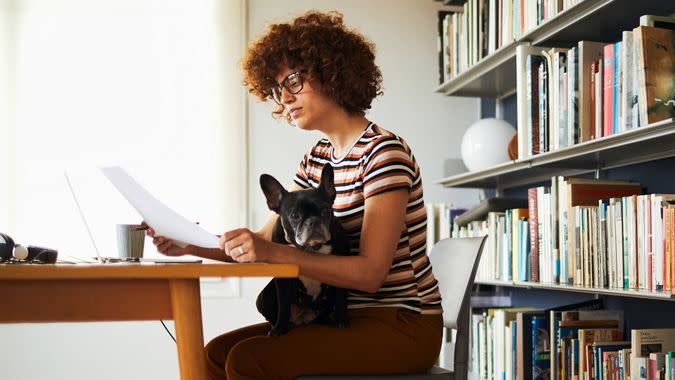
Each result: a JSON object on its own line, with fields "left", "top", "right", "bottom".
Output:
{"left": 204, "top": 307, "right": 443, "bottom": 380}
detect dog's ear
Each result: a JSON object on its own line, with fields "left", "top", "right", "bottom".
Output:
{"left": 260, "top": 174, "right": 288, "bottom": 212}
{"left": 319, "top": 164, "right": 336, "bottom": 203}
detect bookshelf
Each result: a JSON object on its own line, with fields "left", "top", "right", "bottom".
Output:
{"left": 433, "top": 1, "right": 675, "bottom": 376}
{"left": 434, "top": 0, "right": 674, "bottom": 97}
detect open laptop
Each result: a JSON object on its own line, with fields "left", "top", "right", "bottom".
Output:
{"left": 63, "top": 169, "right": 202, "bottom": 264}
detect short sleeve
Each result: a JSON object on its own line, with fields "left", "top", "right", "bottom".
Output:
{"left": 293, "top": 152, "right": 312, "bottom": 189}
{"left": 362, "top": 137, "right": 415, "bottom": 199}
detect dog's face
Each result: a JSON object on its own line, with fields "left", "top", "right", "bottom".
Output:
{"left": 260, "top": 165, "right": 336, "bottom": 250}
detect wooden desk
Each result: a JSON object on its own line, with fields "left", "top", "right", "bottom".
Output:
{"left": 0, "top": 262, "right": 299, "bottom": 379}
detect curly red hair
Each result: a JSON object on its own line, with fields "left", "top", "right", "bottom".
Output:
{"left": 242, "top": 11, "right": 383, "bottom": 122}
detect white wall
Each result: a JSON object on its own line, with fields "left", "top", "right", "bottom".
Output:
{"left": 248, "top": 0, "right": 481, "bottom": 232}
{"left": 0, "top": 1, "right": 480, "bottom": 380}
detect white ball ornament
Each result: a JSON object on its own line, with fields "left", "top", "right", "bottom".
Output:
{"left": 460, "top": 118, "right": 516, "bottom": 172}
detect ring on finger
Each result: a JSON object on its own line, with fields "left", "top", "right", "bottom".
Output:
{"left": 237, "top": 246, "right": 244, "bottom": 255}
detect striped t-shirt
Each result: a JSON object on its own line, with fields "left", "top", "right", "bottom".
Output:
{"left": 294, "top": 122, "right": 442, "bottom": 315}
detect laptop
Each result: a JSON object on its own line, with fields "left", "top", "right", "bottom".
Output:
{"left": 63, "top": 169, "right": 202, "bottom": 264}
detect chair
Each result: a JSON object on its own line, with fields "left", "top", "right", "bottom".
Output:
{"left": 297, "top": 236, "right": 487, "bottom": 380}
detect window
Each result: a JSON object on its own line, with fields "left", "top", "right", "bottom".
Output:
{"left": 1, "top": 0, "right": 245, "bottom": 258}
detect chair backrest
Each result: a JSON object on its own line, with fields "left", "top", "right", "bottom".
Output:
{"left": 428, "top": 236, "right": 487, "bottom": 380}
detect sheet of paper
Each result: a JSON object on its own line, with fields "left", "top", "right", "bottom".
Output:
{"left": 101, "top": 166, "right": 220, "bottom": 249}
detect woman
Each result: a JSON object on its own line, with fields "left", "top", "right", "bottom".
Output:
{"left": 148, "top": 10, "right": 443, "bottom": 380}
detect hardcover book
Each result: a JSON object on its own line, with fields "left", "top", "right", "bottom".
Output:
{"left": 631, "top": 329, "right": 675, "bottom": 380}
{"left": 634, "top": 26, "right": 675, "bottom": 126}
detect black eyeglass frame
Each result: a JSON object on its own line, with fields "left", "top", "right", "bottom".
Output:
{"left": 269, "top": 69, "right": 305, "bottom": 105}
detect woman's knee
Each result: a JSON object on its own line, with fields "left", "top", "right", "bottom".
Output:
{"left": 205, "top": 335, "right": 228, "bottom": 367}
{"left": 225, "top": 337, "right": 277, "bottom": 380}
{"left": 205, "top": 338, "right": 229, "bottom": 380}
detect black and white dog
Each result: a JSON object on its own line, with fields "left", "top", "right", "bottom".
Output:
{"left": 256, "top": 164, "right": 352, "bottom": 336}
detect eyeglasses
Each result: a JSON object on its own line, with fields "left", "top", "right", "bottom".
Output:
{"left": 270, "top": 69, "right": 304, "bottom": 105}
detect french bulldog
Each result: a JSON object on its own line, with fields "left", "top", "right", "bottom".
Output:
{"left": 256, "top": 164, "right": 352, "bottom": 336}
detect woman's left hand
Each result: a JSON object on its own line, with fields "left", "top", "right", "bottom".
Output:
{"left": 219, "top": 228, "right": 274, "bottom": 263}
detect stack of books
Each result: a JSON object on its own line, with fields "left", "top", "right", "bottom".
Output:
{"left": 465, "top": 177, "right": 675, "bottom": 290}
{"left": 470, "top": 299, "right": 675, "bottom": 380}
{"left": 515, "top": 16, "right": 675, "bottom": 160}
{"left": 437, "top": 0, "right": 586, "bottom": 84}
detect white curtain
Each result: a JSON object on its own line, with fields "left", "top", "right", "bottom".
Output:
{"left": 1, "top": 0, "right": 246, "bottom": 258}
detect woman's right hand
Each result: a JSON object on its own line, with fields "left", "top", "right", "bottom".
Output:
{"left": 142, "top": 221, "right": 195, "bottom": 257}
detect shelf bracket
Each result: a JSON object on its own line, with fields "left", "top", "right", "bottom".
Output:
{"left": 594, "top": 161, "right": 601, "bottom": 179}
{"left": 495, "top": 96, "right": 504, "bottom": 120}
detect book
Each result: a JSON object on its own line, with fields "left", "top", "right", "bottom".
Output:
{"left": 634, "top": 26, "right": 675, "bottom": 127}
{"left": 527, "top": 54, "right": 546, "bottom": 156}
{"left": 620, "top": 348, "right": 632, "bottom": 380}
{"left": 578, "top": 41, "right": 605, "bottom": 142}
{"left": 640, "top": 15, "right": 675, "bottom": 30}
{"left": 559, "top": 49, "right": 570, "bottom": 148}
{"left": 631, "top": 329, "right": 675, "bottom": 380}
{"left": 517, "top": 45, "right": 549, "bottom": 159}
{"left": 533, "top": 315, "right": 551, "bottom": 380}
{"left": 568, "top": 46, "right": 579, "bottom": 146}
{"left": 613, "top": 41, "right": 622, "bottom": 135}
{"left": 539, "top": 57, "right": 549, "bottom": 154}
{"left": 621, "top": 31, "right": 634, "bottom": 132}
{"left": 632, "top": 30, "right": 641, "bottom": 131}
{"left": 437, "top": 10, "right": 454, "bottom": 84}
{"left": 594, "top": 60, "right": 604, "bottom": 141}
{"left": 517, "top": 310, "right": 546, "bottom": 380}
{"left": 511, "top": 208, "right": 529, "bottom": 282}
{"left": 529, "top": 188, "right": 541, "bottom": 282}
{"left": 590, "top": 60, "right": 598, "bottom": 140}
{"left": 543, "top": 47, "right": 570, "bottom": 151}
{"left": 603, "top": 43, "right": 615, "bottom": 137}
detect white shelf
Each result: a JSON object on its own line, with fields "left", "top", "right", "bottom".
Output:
{"left": 475, "top": 279, "right": 675, "bottom": 301}
{"left": 435, "top": 119, "right": 675, "bottom": 189}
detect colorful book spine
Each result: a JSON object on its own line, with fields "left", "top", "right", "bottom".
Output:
{"left": 603, "top": 43, "right": 614, "bottom": 137}
{"left": 621, "top": 31, "right": 634, "bottom": 132}
{"left": 568, "top": 46, "right": 579, "bottom": 145}
{"left": 529, "top": 188, "right": 540, "bottom": 282}
{"left": 613, "top": 41, "right": 622, "bottom": 135}
{"left": 594, "top": 60, "right": 604, "bottom": 141}
{"left": 623, "top": 196, "right": 630, "bottom": 289}
{"left": 521, "top": 219, "right": 530, "bottom": 281}
{"left": 539, "top": 58, "right": 548, "bottom": 154}
{"left": 558, "top": 52, "right": 568, "bottom": 149}
{"left": 532, "top": 316, "right": 550, "bottom": 380}
{"left": 527, "top": 55, "right": 535, "bottom": 156}
{"left": 590, "top": 60, "right": 598, "bottom": 140}
{"left": 631, "top": 27, "right": 640, "bottom": 129}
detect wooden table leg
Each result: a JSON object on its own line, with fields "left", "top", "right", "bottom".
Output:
{"left": 170, "top": 279, "right": 207, "bottom": 380}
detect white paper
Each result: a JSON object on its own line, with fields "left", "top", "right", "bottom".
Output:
{"left": 101, "top": 166, "right": 220, "bottom": 249}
